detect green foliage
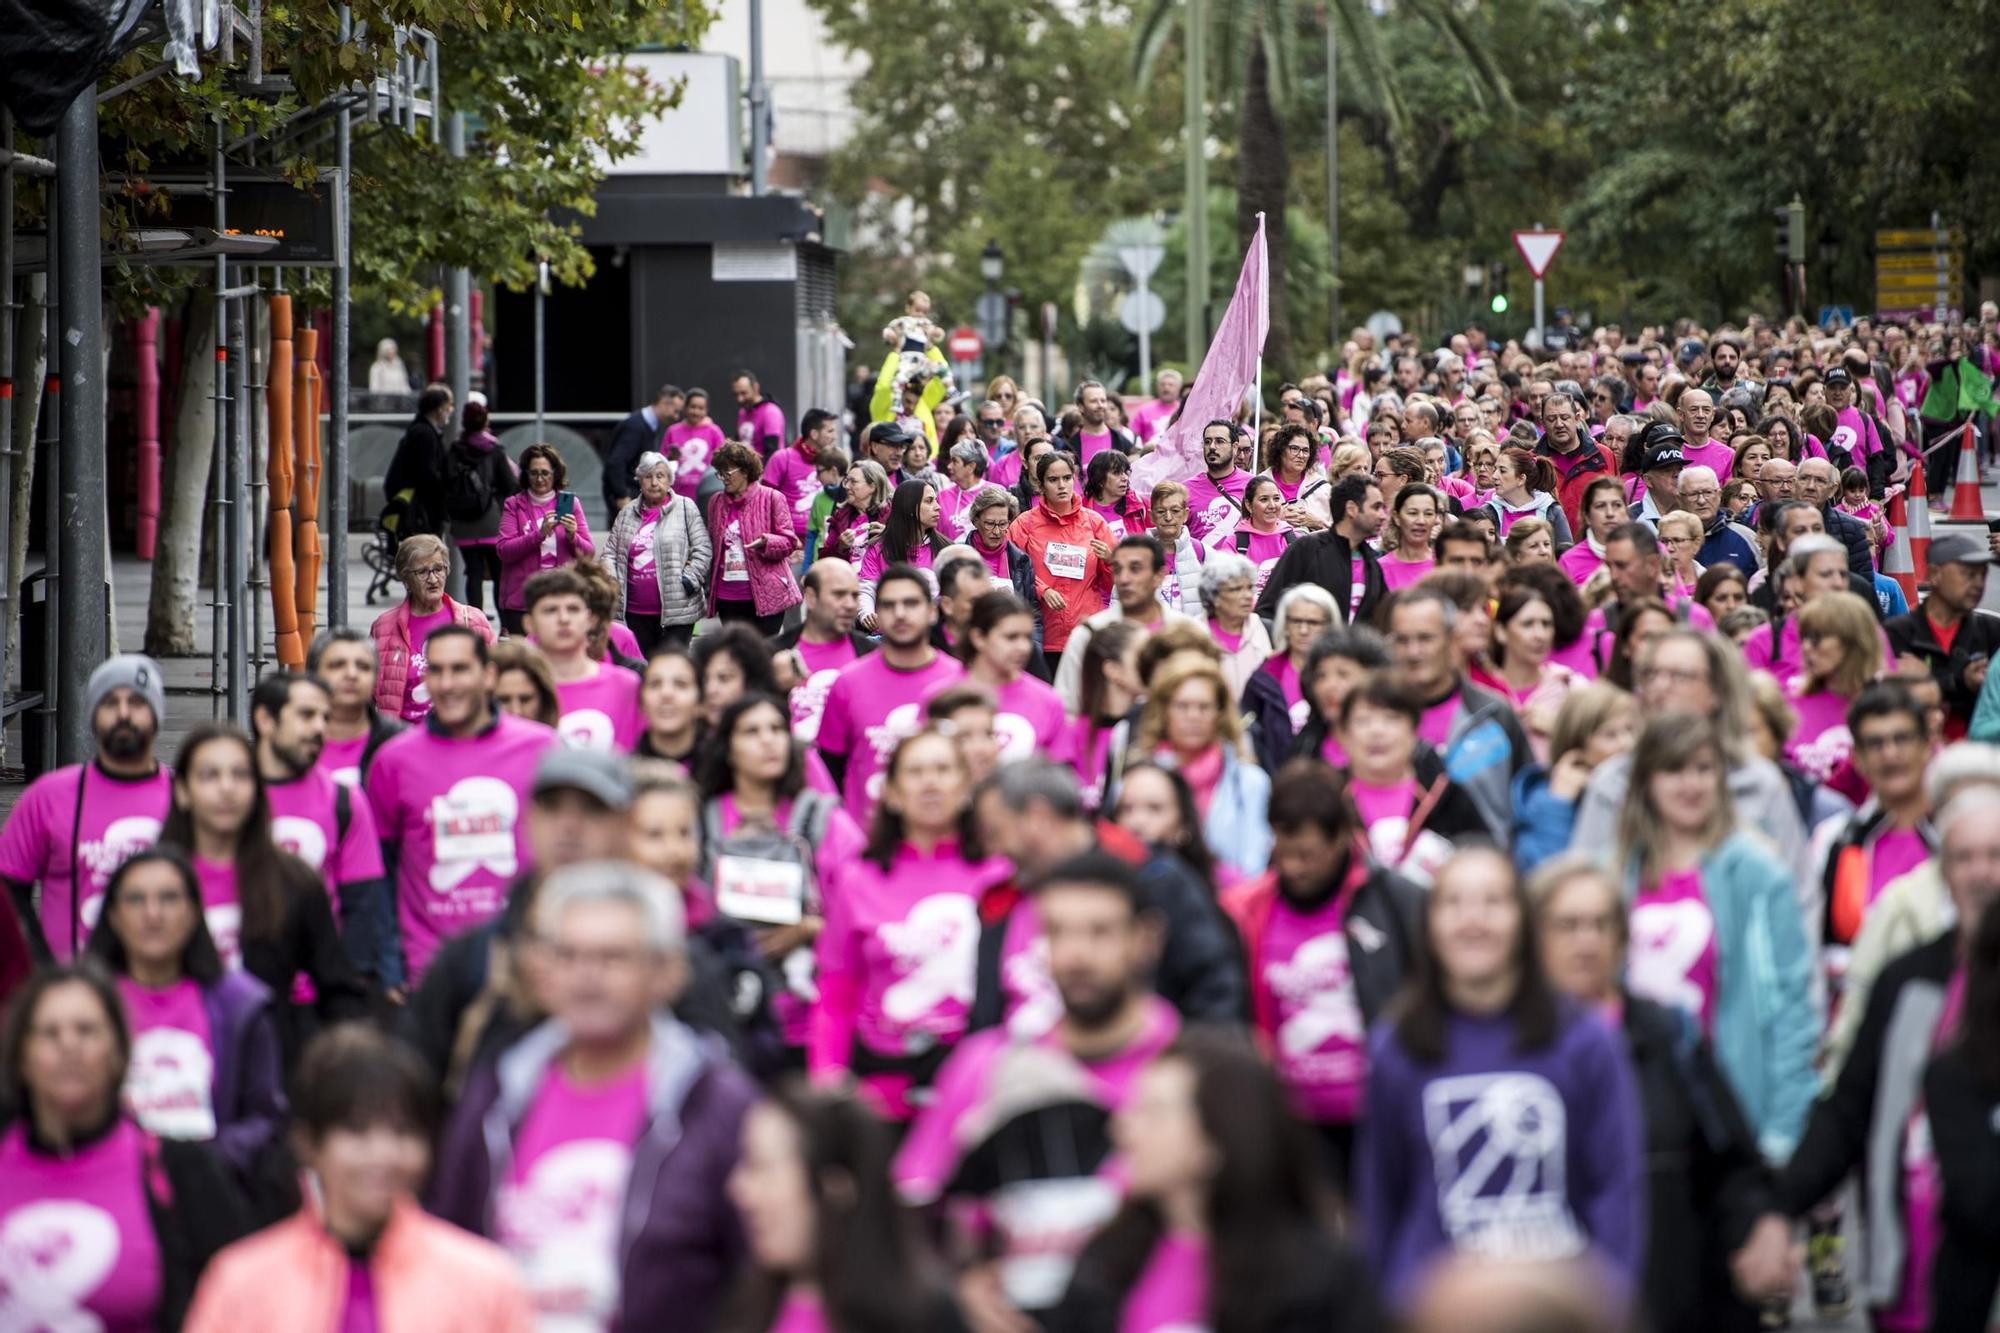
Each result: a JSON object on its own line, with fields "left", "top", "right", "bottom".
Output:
{"left": 79, "top": 0, "right": 714, "bottom": 314}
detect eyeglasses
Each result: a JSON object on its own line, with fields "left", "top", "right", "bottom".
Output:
{"left": 1679, "top": 487, "right": 1720, "bottom": 501}
{"left": 411, "top": 565, "right": 449, "bottom": 581}
{"left": 1855, "top": 729, "right": 1924, "bottom": 755}
{"left": 978, "top": 418, "right": 1004, "bottom": 430}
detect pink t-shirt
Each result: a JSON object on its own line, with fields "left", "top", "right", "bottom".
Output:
{"left": 1130, "top": 398, "right": 1178, "bottom": 445}
{"left": 316, "top": 734, "right": 368, "bottom": 790}
{"left": 1077, "top": 429, "right": 1116, "bottom": 467}
{"left": 1260, "top": 890, "right": 1368, "bottom": 1122}
{"left": 1159, "top": 536, "right": 1202, "bottom": 612}
{"left": 365, "top": 712, "right": 558, "bottom": 983}
{"left": 625, "top": 506, "right": 665, "bottom": 619}
{"left": 1348, "top": 555, "right": 1366, "bottom": 620}
{"left": 117, "top": 977, "right": 217, "bottom": 1142}
{"left": 1182, "top": 470, "right": 1252, "bottom": 542}
{"left": 0, "top": 1119, "right": 163, "bottom": 1332}
{"left": 894, "top": 995, "right": 1181, "bottom": 1204}
{"left": 666, "top": 419, "right": 727, "bottom": 497}
{"left": 975, "top": 673, "right": 1071, "bottom": 765}
{"left": 1121, "top": 1231, "right": 1209, "bottom": 1333}
{"left": 815, "top": 651, "right": 966, "bottom": 813}
{"left": 554, "top": 662, "right": 644, "bottom": 753}
{"left": 716, "top": 502, "right": 754, "bottom": 602}
{"left": 192, "top": 857, "right": 244, "bottom": 971}
{"left": 1680, "top": 438, "right": 1735, "bottom": 481}
{"left": 400, "top": 607, "right": 453, "bottom": 721}
{"left": 1217, "top": 526, "right": 1291, "bottom": 597}
{"left": 1417, "top": 696, "right": 1457, "bottom": 748}
{"left": 1320, "top": 734, "right": 1349, "bottom": 768}
{"left": 770, "top": 1291, "right": 830, "bottom": 1333}
{"left": 992, "top": 900, "right": 1063, "bottom": 1040}
{"left": 1350, "top": 776, "right": 1452, "bottom": 881}
{"left": 0, "top": 762, "right": 172, "bottom": 959}
{"left": 495, "top": 1060, "right": 649, "bottom": 1329}
{"left": 1064, "top": 718, "right": 1118, "bottom": 811}
{"left": 1558, "top": 541, "right": 1603, "bottom": 588}
{"left": 1628, "top": 866, "right": 1720, "bottom": 1033}
{"left": 521, "top": 495, "right": 564, "bottom": 572}
{"left": 1880, "top": 969, "right": 1966, "bottom": 1333}
{"left": 938, "top": 485, "right": 978, "bottom": 541}
{"left": 790, "top": 636, "right": 860, "bottom": 743}
{"left": 817, "top": 841, "right": 1007, "bottom": 1116}
{"left": 1786, "top": 689, "right": 1855, "bottom": 783}
{"left": 1869, "top": 827, "right": 1932, "bottom": 905}
{"left": 267, "top": 765, "right": 385, "bottom": 900}
{"left": 1380, "top": 554, "right": 1434, "bottom": 591}
{"left": 1085, "top": 500, "right": 1135, "bottom": 541}
{"left": 605, "top": 620, "right": 643, "bottom": 662}
{"left": 1267, "top": 657, "right": 1311, "bottom": 733}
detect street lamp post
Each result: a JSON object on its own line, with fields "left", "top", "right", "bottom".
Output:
{"left": 980, "top": 240, "right": 1005, "bottom": 385}
{"left": 1325, "top": 3, "right": 1339, "bottom": 358}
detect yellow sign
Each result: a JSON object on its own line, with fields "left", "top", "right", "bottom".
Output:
{"left": 1876, "top": 272, "right": 1959, "bottom": 295}
{"left": 1877, "top": 228, "right": 1963, "bottom": 249}
{"left": 1877, "top": 251, "right": 1964, "bottom": 274}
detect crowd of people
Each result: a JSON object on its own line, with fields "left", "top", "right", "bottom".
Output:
{"left": 3, "top": 310, "right": 2000, "bottom": 1332}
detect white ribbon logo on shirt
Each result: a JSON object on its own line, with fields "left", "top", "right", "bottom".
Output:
{"left": 272, "top": 815, "right": 328, "bottom": 872}
{"left": 0, "top": 1200, "right": 120, "bottom": 1330}
{"left": 428, "top": 777, "right": 521, "bottom": 891}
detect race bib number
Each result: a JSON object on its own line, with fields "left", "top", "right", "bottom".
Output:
{"left": 723, "top": 521, "right": 750, "bottom": 582}
{"left": 715, "top": 855, "right": 806, "bottom": 925}
{"left": 1045, "top": 542, "right": 1087, "bottom": 581}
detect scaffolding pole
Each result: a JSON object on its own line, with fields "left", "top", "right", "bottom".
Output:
{"left": 0, "top": 109, "right": 16, "bottom": 767}
{"left": 327, "top": 4, "right": 353, "bottom": 634}
{"left": 208, "top": 119, "right": 229, "bottom": 717}
{"left": 56, "top": 89, "right": 109, "bottom": 763}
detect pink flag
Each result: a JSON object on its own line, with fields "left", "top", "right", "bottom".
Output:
{"left": 1133, "top": 212, "right": 1269, "bottom": 496}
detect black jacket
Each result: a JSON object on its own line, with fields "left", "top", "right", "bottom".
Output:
{"left": 1923, "top": 1046, "right": 2000, "bottom": 1333}
{"left": 603, "top": 407, "right": 665, "bottom": 510}
{"left": 1819, "top": 501, "right": 1875, "bottom": 579}
{"left": 383, "top": 416, "right": 447, "bottom": 535}
{"left": 1057, "top": 425, "right": 1137, "bottom": 459}
{"left": 969, "top": 835, "right": 1249, "bottom": 1034}
{"left": 233, "top": 857, "right": 371, "bottom": 1067}
{"left": 1241, "top": 658, "right": 1295, "bottom": 774}
{"left": 1623, "top": 995, "right": 1772, "bottom": 1333}
{"left": 1884, "top": 604, "right": 2000, "bottom": 731}
{"left": 1254, "top": 527, "right": 1385, "bottom": 625}
{"left": 357, "top": 707, "right": 406, "bottom": 785}
{"left": 771, "top": 625, "right": 877, "bottom": 658}
{"left": 1049, "top": 1221, "right": 1381, "bottom": 1333}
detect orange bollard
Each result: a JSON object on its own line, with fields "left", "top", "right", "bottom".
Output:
{"left": 268, "top": 296, "right": 303, "bottom": 668}
{"left": 294, "top": 327, "right": 323, "bottom": 647}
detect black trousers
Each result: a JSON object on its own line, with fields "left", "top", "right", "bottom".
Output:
{"left": 715, "top": 598, "right": 785, "bottom": 638}
{"left": 460, "top": 545, "right": 502, "bottom": 618}
{"left": 626, "top": 616, "right": 694, "bottom": 658}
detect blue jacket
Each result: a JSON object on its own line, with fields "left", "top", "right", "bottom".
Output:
{"left": 1620, "top": 831, "right": 1818, "bottom": 1162}
{"left": 1196, "top": 747, "right": 1272, "bottom": 875}
{"left": 1696, "top": 513, "right": 1760, "bottom": 576}
{"left": 1509, "top": 764, "right": 1577, "bottom": 874}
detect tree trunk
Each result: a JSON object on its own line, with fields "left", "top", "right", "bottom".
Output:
{"left": 7, "top": 273, "right": 45, "bottom": 689}
{"left": 1239, "top": 41, "right": 1292, "bottom": 372}
{"left": 144, "top": 288, "right": 217, "bottom": 657}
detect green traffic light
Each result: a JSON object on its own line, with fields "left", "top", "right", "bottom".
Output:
{"left": 1491, "top": 294, "right": 1509, "bottom": 314}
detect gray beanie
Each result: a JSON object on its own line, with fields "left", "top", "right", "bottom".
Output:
{"left": 86, "top": 654, "right": 167, "bottom": 725}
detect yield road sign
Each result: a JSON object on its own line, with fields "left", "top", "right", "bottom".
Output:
{"left": 1513, "top": 230, "right": 1565, "bottom": 278}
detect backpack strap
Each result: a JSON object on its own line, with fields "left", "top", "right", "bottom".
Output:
{"left": 334, "top": 782, "right": 352, "bottom": 849}
{"left": 1235, "top": 529, "right": 1252, "bottom": 556}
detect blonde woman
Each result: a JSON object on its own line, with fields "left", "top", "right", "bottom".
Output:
{"left": 1462, "top": 432, "right": 1500, "bottom": 507}
{"left": 1657, "top": 510, "right": 1705, "bottom": 599}
{"left": 1129, "top": 654, "right": 1271, "bottom": 879}
{"left": 1327, "top": 441, "right": 1371, "bottom": 483}
{"left": 1503, "top": 515, "right": 1557, "bottom": 566}
{"left": 1785, "top": 590, "right": 1882, "bottom": 789}
{"left": 1513, "top": 682, "right": 1641, "bottom": 871}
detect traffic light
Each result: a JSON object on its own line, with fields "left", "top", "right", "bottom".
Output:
{"left": 1489, "top": 261, "right": 1508, "bottom": 314}
{"left": 1774, "top": 199, "right": 1805, "bottom": 263}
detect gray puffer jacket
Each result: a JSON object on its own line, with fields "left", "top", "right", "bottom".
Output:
{"left": 604, "top": 493, "right": 712, "bottom": 627}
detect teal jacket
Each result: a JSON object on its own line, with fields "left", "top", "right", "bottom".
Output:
{"left": 1620, "top": 831, "right": 1818, "bottom": 1163}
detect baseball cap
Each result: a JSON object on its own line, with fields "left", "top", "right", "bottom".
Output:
{"left": 532, "top": 748, "right": 633, "bottom": 811}
{"left": 868, "top": 422, "right": 914, "bottom": 448}
{"left": 1677, "top": 338, "right": 1705, "bottom": 364}
{"left": 1642, "top": 439, "right": 1687, "bottom": 471}
{"left": 1822, "top": 366, "right": 1854, "bottom": 387}
{"left": 1925, "top": 532, "right": 1997, "bottom": 567}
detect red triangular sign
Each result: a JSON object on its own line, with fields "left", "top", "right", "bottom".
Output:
{"left": 1513, "top": 230, "right": 1565, "bottom": 278}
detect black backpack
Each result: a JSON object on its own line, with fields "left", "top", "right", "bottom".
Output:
{"left": 442, "top": 442, "right": 492, "bottom": 522}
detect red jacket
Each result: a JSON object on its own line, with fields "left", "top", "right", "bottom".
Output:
{"left": 369, "top": 595, "right": 494, "bottom": 715}
{"left": 1007, "top": 501, "right": 1114, "bottom": 651}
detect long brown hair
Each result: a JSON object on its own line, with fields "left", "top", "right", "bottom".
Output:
{"left": 1615, "top": 713, "right": 1737, "bottom": 884}
{"left": 160, "top": 722, "right": 319, "bottom": 944}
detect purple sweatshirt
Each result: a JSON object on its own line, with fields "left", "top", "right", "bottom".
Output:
{"left": 1356, "top": 1005, "right": 1645, "bottom": 1312}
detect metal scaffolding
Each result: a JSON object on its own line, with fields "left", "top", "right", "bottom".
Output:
{"left": 0, "top": 7, "right": 442, "bottom": 761}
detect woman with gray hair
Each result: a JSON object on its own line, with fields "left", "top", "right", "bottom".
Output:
{"left": 1197, "top": 550, "right": 1272, "bottom": 702}
{"left": 604, "top": 450, "right": 712, "bottom": 655}
{"left": 369, "top": 532, "right": 495, "bottom": 720}
{"left": 937, "top": 438, "right": 989, "bottom": 541}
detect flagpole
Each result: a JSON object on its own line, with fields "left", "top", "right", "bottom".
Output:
{"left": 1254, "top": 357, "right": 1263, "bottom": 437}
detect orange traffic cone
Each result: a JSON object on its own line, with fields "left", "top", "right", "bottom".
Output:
{"left": 1907, "top": 458, "right": 1932, "bottom": 583}
{"left": 1884, "top": 489, "right": 1918, "bottom": 605}
{"left": 1949, "top": 422, "right": 1984, "bottom": 520}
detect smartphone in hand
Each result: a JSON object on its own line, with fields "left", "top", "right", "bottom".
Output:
{"left": 556, "top": 491, "right": 575, "bottom": 520}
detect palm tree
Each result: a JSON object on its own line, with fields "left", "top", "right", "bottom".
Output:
{"left": 1136, "top": 0, "right": 1509, "bottom": 369}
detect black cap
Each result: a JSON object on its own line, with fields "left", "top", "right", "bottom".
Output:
{"left": 1822, "top": 366, "right": 1854, "bottom": 387}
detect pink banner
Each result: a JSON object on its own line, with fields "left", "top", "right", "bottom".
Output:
{"left": 1133, "top": 213, "right": 1269, "bottom": 495}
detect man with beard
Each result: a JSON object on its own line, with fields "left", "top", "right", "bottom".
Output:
{"left": 1058, "top": 379, "right": 1138, "bottom": 466}
{"left": 252, "top": 671, "right": 396, "bottom": 992}
{"left": 772, "top": 557, "right": 874, "bottom": 743}
{"left": 897, "top": 848, "right": 1184, "bottom": 1332}
{"left": 1220, "top": 760, "right": 1423, "bottom": 1186}
{"left": 1181, "top": 418, "right": 1255, "bottom": 543}
{"left": 1533, "top": 385, "right": 1612, "bottom": 535}
{"left": 1255, "top": 473, "right": 1389, "bottom": 624}
{"left": 0, "top": 655, "right": 175, "bottom": 960}
{"left": 1701, "top": 334, "right": 1750, "bottom": 398}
